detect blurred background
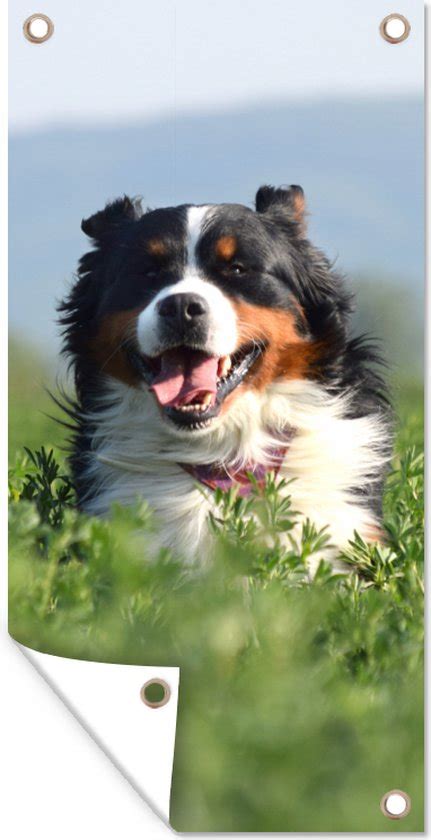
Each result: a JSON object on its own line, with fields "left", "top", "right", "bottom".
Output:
{"left": 9, "top": 0, "right": 424, "bottom": 453}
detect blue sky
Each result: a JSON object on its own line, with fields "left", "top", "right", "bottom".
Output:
{"left": 10, "top": 0, "right": 423, "bottom": 130}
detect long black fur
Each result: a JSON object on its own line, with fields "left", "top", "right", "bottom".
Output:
{"left": 58, "top": 186, "right": 392, "bottom": 516}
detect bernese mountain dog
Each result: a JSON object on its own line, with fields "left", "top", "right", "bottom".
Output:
{"left": 59, "top": 185, "right": 392, "bottom": 572}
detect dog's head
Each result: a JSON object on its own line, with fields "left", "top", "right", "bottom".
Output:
{"left": 61, "top": 187, "right": 351, "bottom": 435}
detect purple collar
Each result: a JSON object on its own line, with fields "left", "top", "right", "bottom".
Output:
{"left": 179, "top": 433, "right": 293, "bottom": 497}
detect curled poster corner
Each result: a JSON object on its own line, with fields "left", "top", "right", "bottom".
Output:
{"left": 17, "top": 643, "right": 179, "bottom": 828}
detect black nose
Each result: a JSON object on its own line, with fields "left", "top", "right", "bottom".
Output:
{"left": 158, "top": 293, "right": 209, "bottom": 326}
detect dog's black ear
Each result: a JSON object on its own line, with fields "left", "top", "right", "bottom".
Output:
{"left": 255, "top": 184, "right": 306, "bottom": 234}
{"left": 81, "top": 196, "right": 142, "bottom": 241}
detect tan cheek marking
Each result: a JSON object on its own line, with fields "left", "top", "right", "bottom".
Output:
{"left": 215, "top": 235, "right": 237, "bottom": 261}
{"left": 224, "top": 300, "right": 315, "bottom": 400}
{"left": 147, "top": 238, "right": 167, "bottom": 257}
{"left": 89, "top": 308, "right": 142, "bottom": 387}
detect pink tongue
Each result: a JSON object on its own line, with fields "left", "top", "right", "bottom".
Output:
{"left": 150, "top": 349, "right": 219, "bottom": 408}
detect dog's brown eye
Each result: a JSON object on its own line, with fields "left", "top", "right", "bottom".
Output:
{"left": 230, "top": 262, "right": 245, "bottom": 275}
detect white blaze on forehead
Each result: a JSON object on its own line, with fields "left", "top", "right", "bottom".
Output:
{"left": 185, "top": 205, "right": 213, "bottom": 272}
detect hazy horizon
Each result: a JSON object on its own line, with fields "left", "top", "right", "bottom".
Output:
{"left": 9, "top": 93, "right": 423, "bottom": 373}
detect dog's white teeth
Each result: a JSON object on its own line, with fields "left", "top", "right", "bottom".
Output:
{"left": 176, "top": 401, "right": 211, "bottom": 413}
{"left": 201, "top": 392, "right": 213, "bottom": 407}
{"left": 218, "top": 355, "right": 232, "bottom": 379}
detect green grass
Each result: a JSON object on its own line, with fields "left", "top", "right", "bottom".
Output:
{"left": 8, "top": 352, "right": 424, "bottom": 832}
{"left": 9, "top": 341, "right": 66, "bottom": 456}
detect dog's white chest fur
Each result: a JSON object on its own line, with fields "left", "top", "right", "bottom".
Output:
{"left": 82, "top": 377, "right": 388, "bottom": 571}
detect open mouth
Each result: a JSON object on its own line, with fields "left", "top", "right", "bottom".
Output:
{"left": 129, "top": 342, "right": 265, "bottom": 430}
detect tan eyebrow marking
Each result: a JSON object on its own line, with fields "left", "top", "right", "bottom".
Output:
{"left": 215, "top": 235, "right": 237, "bottom": 261}
{"left": 147, "top": 238, "right": 167, "bottom": 257}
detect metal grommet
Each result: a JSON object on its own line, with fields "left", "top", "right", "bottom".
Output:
{"left": 380, "top": 789, "right": 411, "bottom": 819}
{"left": 23, "top": 13, "right": 54, "bottom": 44}
{"left": 380, "top": 13, "right": 411, "bottom": 44}
{"left": 140, "top": 679, "right": 171, "bottom": 708}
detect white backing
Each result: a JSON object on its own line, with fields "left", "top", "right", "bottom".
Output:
{"left": 18, "top": 644, "right": 179, "bottom": 825}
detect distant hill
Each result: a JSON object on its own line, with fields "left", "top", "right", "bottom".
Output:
{"left": 9, "top": 95, "right": 423, "bottom": 368}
